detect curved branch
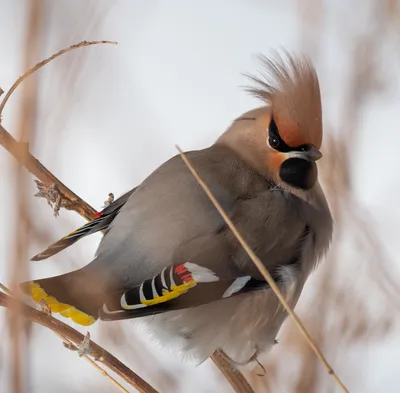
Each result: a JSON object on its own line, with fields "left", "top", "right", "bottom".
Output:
{"left": 0, "top": 292, "right": 159, "bottom": 393}
{"left": 0, "top": 40, "right": 117, "bottom": 121}
{"left": 0, "top": 124, "right": 98, "bottom": 221}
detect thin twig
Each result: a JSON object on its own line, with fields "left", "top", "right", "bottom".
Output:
{"left": 176, "top": 145, "right": 349, "bottom": 393}
{"left": 82, "top": 353, "right": 130, "bottom": 393}
{"left": 0, "top": 291, "right": 159, "bottom": 393}
{"left": 0, "top": 40, "right": 116, "bottom": 220}
{"left": 35, "top": 292, "right": 130, "bottom": 393}
{"left": 54, "top": 329, "right": 129, "bottom": 393}
{"left": 0, "top": 40, "right": 117, "bottom": 121}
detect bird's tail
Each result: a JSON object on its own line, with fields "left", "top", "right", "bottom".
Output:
{"left": 20, "top": 268, "right": 104, "bottom": 326}
{"left": 30, "top": 214, "right": 114, "bottom": 261}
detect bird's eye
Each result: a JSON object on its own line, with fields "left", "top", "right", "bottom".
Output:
{"left": 268, "top": 117, "right": 281, "bottom": 150}
{"left": 268, "top": 135, "right": 280, "bottom": 149}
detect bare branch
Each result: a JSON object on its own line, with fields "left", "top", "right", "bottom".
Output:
{"left": 176, "top": 145, "right": 349, "bottom": 393}
{"left": 0, "top": 123, "right": 98, "bottom": 221}
{"left": 37, "top": 298, "right": 130, "bottom": 393}
{"left": 0, "top": 291, "right": 159, "bottom": 393}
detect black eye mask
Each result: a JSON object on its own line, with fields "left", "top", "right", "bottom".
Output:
{"left": 268, "top": 117, "right": 313, "bottom": 153}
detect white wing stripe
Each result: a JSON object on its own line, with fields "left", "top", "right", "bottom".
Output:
{"left": 222, "top": 276, "right": 251, "bottom": 298}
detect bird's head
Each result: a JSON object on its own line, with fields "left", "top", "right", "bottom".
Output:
{"left": 217, "top": 50, "right": 323, "bottom": 191}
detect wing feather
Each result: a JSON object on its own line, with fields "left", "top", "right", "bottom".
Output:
{"left": 31, "top": 188, "right": 136, "bottom": 261}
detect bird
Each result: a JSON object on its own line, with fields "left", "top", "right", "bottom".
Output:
{"left": 22, "top": 50, "right": 333, "bottom": 365}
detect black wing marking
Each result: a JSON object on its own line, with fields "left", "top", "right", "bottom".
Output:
{"left": 31, "top": 188, "right": 137, "bottom": 261}
{"left": 99, "top": 261, "right": 275, "bottom": 321}
{"left": 99, "top": 221, "right": 304, "bottom": 321}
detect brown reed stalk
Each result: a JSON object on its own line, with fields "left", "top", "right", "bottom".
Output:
{"left": 0, "top": 123, "right": 99, "bottom": 221}
{"left": 0, "top": 290, "right": 159, "bottom": 393}
{"left": 0, "top": 40, "right": 117, "bottom": 122}
{"left": 176, "top": 146, "right": 350, "bottom": 393}
{"left": 8, "top": 2, "right": 43, "bottom": 392}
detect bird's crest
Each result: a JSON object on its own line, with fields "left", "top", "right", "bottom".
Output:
{"left": 245, "top": 49, "right": 323, "bottom": 149}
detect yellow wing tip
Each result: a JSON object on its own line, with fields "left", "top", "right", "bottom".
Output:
{"left": 20, "top": 281, "right": 96, "bottom": 326}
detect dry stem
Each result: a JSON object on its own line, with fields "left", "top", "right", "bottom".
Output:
{"left": 9, "top": 2, "right": 43, "bottom": 392}
{"left": 176, "top": 145, "right": 349, "bottom": 393}
{"left": 0, "top": 40, "right": 117, "bottom": 121}
{"left": 0, "top": 123, "right": 98, "bottom": 221}
{"left": 0, "top": 40, "right": 117, "bottom": 222}
{"left": 3, "top": 282, "right": 131, "bottom": 393}
{"left": 211, "top": 350, "right": 256, "bottom": 393}
{"left": 55, "top": 329, "right": 130, "bottom": 393}
{"left": 0, "top": 291, "right": 159, "bottom": 393}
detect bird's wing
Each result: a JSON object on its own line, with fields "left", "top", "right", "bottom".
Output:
{"left": 99, "top": 262, "right": 270, "bottom": 321}
{"left": 31, "top": 188, "right": 137, "bottom": 261}
{"left": 99, "top": 233, "right": 284, "bottom": 321}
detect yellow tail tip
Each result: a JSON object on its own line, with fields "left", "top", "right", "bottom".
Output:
{"left": 20, "top": 281, "right": 96, "bottom": 326}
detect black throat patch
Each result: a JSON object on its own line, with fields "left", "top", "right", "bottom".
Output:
{"left": 279, "top": 158, "right": 317, "bottom": 190}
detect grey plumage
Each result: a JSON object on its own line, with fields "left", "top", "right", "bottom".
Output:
{"left": 22, "top": 51, "right": 333, "bottom": 365}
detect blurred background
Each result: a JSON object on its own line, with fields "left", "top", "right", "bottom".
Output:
{"left": 1, "top": 1, "right": 400, "bottom": 392}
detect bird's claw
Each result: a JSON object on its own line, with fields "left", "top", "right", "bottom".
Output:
{"left": 224, "top": 345, "right": 260, "bottom": 366}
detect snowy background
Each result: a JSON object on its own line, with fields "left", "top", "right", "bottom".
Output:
{"left": 1, "top": 1, "right": 400, "bottom": 392}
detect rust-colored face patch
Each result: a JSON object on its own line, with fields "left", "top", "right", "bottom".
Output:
{"left": 273, "top": 114, "right": 309, "bottom": 148}
{"left": 267, "top": 150, "right": 286, "bottom": 175}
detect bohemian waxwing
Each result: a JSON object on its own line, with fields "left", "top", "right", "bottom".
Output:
{"left": 22, "top": 50, "right": 333, "bottom": 364}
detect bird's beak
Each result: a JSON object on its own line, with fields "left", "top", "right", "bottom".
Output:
{"left": 287, "top": 145, "right": 322, "bottom": 162}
